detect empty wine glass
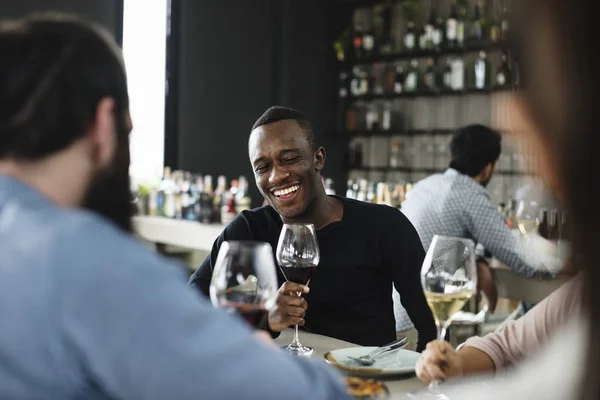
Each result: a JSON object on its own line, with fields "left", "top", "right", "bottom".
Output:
{"left": 276, "top": 223, "right": 320, "bottom": 356}
{"left": 412, "top": 235, "right": 478, "bottom": 399}
{"left": 209, "top": 241, "right": 278, "bottom": 328}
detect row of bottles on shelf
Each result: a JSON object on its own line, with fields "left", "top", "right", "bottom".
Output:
{"left": 138, "top": 167, "right": 252, "bottom": 225}
{"left": 345, "top": 131, "right": 538, "bottom": 174}
{"left": 345, "top": 178, "right": 412, "bottom": 209}
{"left": 340, "top": 50, "right": 512, "bottom": 99}
{"left": 499, "top": 200, "right": 570, "bottom": 241}
{"left": 341, "top": 0, "right": 510, "bottom": 61}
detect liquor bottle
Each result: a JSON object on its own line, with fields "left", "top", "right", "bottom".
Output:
{"left": 404, "top": 60, "right": 419, "bottom": 92}
{"left": 235, "top": 176, "right": 252, "bottom": 213}
{"left": 538, "top": 209, "right": 550, "bottom": 239}
{"left": 418, "top": 26, "right": 428, "bottom": 50}
{"left": 363, "top": 30, "right": 375, "bottom": 58}
{"left": 359, "top": 69, "right": 369, "bottom": 95}
{"left": 403, "top": 21, "right": 416, "bottom": 52}
{"left": 357, "top": 179, "right": 368, "bottom": 202}
{"left": 500, "top": 2, "right": 510, "bottom": 40}
{"left": 213, "top": 175, "right": 227, "bottom": 224}
{"left": 389, "top": 141, "right": 402, "bottom": 168}
{"left": 496, "top": 51, "right": 513, "bottom": 87}
{"left": 394, "top": 64, "right": 405, "bottom": 94}
{"left": 446, "top": 3, "right": 459, "bottom": 49}
{"left": 350, "top": 67, "right": 361, "bottom": 96}
{"left": 470, "top": 2, "right": 484, "bottom": 43}
{"left": 338, "top": 72, "right": 348, "bottom": 98}
{"left": 443, "top": 58, "right": 453, "bottom": 89}
{"left": 505, "top": 199, "right": 519, "bottom": 229}
{"left": 489, "top": 8, "right": 501, "bottom": 43}
{"left": 148, "top": 187, "right": 158, "bottom": 216}
{"left": 220, "top": 195, "right": 237, "bottom": 225}
{"left": 381, "top": 103, "right": 391, "bottom": 131}
{"left": 199, "top": 175, "right": 214, "bottom": 224}
{"left": 548, "top": 209, "right": 560, "bottom": 240}
{"left": 346, "top": 179, "right": 355, "bottom": 199}
{"left": 424, "top": 57, "right": 437, "bottom": 91}
{"left": 366, "top": 182, "right": 376, "bottom": 203}
{"left": 193, "top": 175, "right": 203, "bottom": 220}
{"left": 425, "top": 10, "right": 441, "bottom": 50}
{"left": 353, "top": 32, "right": 363, "bottom": 60}
{"left": 450, "top": 57, "right": 465, "bottom": 90}
{"left": 324, "top": 179, "right": 336, "bottom": 195}
{"left": 163, "top": 168, "right": 176, "bottom": 219}
{"left": 434, "top": 14, "right": 444, "bottom": 50}
{"left": 456, "top": 3, "right": 467, "bottom": 47}
{"left": 474, "top": 51, "right": 490, "bottom": 89}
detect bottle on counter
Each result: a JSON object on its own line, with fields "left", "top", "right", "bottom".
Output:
{"left": 199, "top": 175, "right": 214, "bottom": 224}
{"left": 235, "top": 176, "right": 252, "bottom": 214}
{"left": 212, "top": 175, "right": 227, "bottom": 223}
{"left": 446, "top": 3, "right": 459, "bottom": 49}
{"left": 538, "top": 209, "right": 550, "bottom": 239}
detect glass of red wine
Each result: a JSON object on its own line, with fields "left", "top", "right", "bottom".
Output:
{"left": 209, "top": 241, "right": 278, "bottom": 328}
{"left": 276, "top": 223, "right": 320, "bottom": 356}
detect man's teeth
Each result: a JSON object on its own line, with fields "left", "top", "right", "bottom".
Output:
{"left": 274, "top": 185, "right": 300, "bottom": 197}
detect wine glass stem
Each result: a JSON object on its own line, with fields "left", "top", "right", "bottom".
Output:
{"left": 292, "top": 324, "right": 301, "bottom": 346}
{"left": 427, "top": 321, "right": 450, "bottom": 391}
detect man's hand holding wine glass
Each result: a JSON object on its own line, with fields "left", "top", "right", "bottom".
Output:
{"left": 267, "top": 282, "right": 309, "bottom": 332}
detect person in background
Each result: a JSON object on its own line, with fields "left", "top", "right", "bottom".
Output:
{"left": 190, "top": 106, "right": 437, "bottom": 350}
{"left": 411, "top": 0, "right": 599, "bottom": 398}
{"left": 393, "top": 124, "right": 563, "bottom": 333}
{"left": 0, "top": 14, "right": 349, "bottom": 399}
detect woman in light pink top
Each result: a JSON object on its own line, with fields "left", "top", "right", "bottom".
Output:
{"left": 416, "top": 273, "right": 584, "bottom": 383}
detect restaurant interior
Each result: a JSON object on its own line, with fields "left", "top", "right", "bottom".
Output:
{"left": 1, "top": 0, "right": 581, "bottom": 398}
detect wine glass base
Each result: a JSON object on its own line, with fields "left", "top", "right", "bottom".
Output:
{"left": 406, "top": 387, "right": 450, "bottom": 399}
{"left": 282, "top": 343, "right": 314, "bottom": 356}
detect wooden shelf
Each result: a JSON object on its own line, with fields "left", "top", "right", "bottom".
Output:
{"left": 347, "top": 166, "right": 530, "bottom": 176}
{"left": 342, "top": 129, "right": 453, "bottom": 138}
{"left": 341, "top": 41, "right": 508, "bottom": 67}
{"left": 345, "top": 86, "right": 512, "bottom": 102}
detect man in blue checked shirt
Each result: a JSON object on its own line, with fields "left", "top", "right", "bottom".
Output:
{"left": 394, "top": 125, "right": 563, "bottom": 331}
{"left": 0, "top": 13, "right": 348, "bottom": 399}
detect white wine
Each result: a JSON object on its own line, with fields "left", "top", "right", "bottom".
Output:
{"left": 425, "top": 290, "right": 473, "bottom": 325}
{"left": 518, "top": 219, "right": 539, "bottom": 237}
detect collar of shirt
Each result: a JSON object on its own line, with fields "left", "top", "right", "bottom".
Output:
{"left": 0, "top": 175, "right": 50, "bottom": 208}
{"left": 444, "top": 168, "right": 489, "bottom": 197}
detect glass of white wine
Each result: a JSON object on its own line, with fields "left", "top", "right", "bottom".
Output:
{"left": 517, "top": 200, "right": 541, "bottom": 238}
{"left": 419, "top": 235, "right": 478, "bottom": 398}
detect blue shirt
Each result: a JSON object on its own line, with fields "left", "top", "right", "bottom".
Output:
{"left": 0, "top": 175, "right": 348, "bottom": 400}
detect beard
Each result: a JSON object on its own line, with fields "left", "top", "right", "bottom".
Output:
{"left": 83, "top": 165, "right": 134, "bottom": 233}
{"left": 83, "top": 116, "right": 134, "bottom": 233}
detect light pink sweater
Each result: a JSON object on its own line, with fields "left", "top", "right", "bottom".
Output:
{"left": 462, "top": 272, "right": 584, "bottom": 371}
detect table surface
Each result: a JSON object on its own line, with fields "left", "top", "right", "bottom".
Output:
{"left": 275, "top": 330, "right": 424, "bottom": 399}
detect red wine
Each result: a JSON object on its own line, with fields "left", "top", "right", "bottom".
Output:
{"left": 223, "top": 302, "right": 268, "bottom": 328}
{"left": 280, "top": 265, "right": 316, "bottom": 285}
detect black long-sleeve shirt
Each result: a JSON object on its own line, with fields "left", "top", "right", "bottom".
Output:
{"left": 189, "top": 196, "right": 437, "bottom": 351}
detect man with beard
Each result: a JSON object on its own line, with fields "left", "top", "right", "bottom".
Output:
{"left": 393, "top": 125, "right": 561, "bottom": 332}
{"left": 0, "top": 14, "right": 348, "bottom": 399}
{"left": 190, "top": 106, "right": 437, "bottom": 351}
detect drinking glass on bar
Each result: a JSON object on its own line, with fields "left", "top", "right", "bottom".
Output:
{"left": 418, "top": 235, "right": 477, "bottom": 398}
{"left": 209, "top": 241, "right": 278, "bottom": 328}
{"left": 276, "top": 223, "right": 320, "bottom": 356}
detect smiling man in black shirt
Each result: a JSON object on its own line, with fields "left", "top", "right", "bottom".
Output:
{"left": 190, "top": 106, "right": 436, "bottom": 351}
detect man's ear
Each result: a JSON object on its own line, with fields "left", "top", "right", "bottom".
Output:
{"left": 314, "top": 146, "right": 326, "bottom": 172}
{"left": 87, "top": 97, "right": 116, "bottom": 169}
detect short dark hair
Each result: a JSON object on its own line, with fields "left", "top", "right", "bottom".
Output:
{"left": 0, "top": 13, "right": 129, "bottom": 160}
{"left": 449, "top": 124, "right": 502, "bottom": 177}
{"left": 251, "top": 106, "right": 316, "bottom": 151}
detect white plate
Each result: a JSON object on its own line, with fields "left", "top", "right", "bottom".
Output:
{"left": 324, "top": 346, "right": 421, "bottom": 377}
